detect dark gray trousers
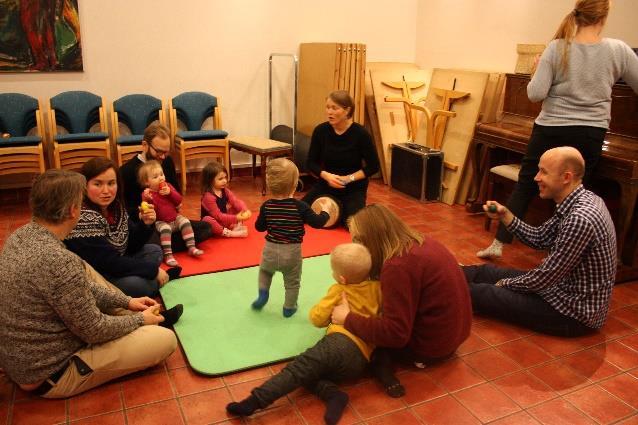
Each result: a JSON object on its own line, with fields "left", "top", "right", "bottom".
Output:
{"left": 258, "top": 241, "right": 302, "bottom": 309}
{"left": 252, "top": 333, "right": 368, "bottom": 407}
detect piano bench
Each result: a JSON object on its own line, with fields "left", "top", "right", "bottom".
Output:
{"left": 485, "top": 164, "right": 521, "bottom": 231}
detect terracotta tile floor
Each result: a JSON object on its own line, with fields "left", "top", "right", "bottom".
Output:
{"left": 2, "top": 176, "right": 638, "bottom": 425}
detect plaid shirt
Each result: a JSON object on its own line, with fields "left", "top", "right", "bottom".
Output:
{"left": 502, "top": 185, "right": 617, "bottom": 328}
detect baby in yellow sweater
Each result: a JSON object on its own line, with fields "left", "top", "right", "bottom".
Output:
{"left": 227, "top": 243, "right": 381, "bottom": 425}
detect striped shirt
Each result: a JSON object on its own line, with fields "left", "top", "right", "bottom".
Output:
{"left": 503, "top": 186, "right": 617, "bottom": 328}
{"left": 255, "top": 198, "right": 329, "bottom": 244}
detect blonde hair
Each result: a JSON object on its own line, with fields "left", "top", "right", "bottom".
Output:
{"left": 330, "top": 243, "right": 372, "bottom": 284}
{"left": 30, "top": 169, "right": 85, "bottom": 224}
{"left": 553, "top": 0, "right": 609, "bottom": 74}
{"left": 266, "top": 158, "right": 298, "bottom": 197}
{"left": 137, "top": 160, "right": 163, "bottom": 187}
{"left": 348, "top": 204, "right": 423, "bottom": 279}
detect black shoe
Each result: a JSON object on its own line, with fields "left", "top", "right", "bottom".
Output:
{"left": 385, "top": 382, "right": 405, "bottom": 398}
{"left": 160, "top": 304, "right": 183, "bottom": 328}
{"left": 167, "top": 266, "right": 182, "bottom": 281}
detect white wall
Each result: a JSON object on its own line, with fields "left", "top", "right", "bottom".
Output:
{"left": 0, "top": 0, "right": 417, "bottom": 145}
{"left": 415, "top": 0, "right": 638, "bottom": 72}
{"left": 3, "top": 0, "right": 634, "bottom": 172}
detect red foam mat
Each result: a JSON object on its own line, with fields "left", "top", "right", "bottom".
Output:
{"left": 168, "top": 215, "right": 352, "bottom": 276}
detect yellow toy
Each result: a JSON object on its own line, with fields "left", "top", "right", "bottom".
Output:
{"left": 140, "top": 201, "right": 151, "bottom": 213}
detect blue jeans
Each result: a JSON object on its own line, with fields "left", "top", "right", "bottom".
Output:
{"left": 463, "top": 264, "right": 593, "bottom": 337}
{"left": 109, "top": 244, "right": 162, "bottom": 298}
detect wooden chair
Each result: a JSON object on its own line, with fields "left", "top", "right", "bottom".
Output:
{"left": 49, "top": 91, "right": 110, "bottom": 171}
{"left": 0, "top": 93, "right": 46, "bottom": 181}
{"left": 112, "top": 94, "right": 165, "bottom": 166}
{"left": 169, "top": 91, "right": 229, "bottom": 193}
{"left": 484, "top": 164, "right": 521, "bottom": 230}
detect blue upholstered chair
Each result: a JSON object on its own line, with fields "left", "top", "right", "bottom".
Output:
{"left": 112, "top": 94, "right": 165, "bottom": 166}
{"left": 0, "top": 93, "right": 46, "bottom": 177}
{"left": 169, "top": 91, "right": 229, "bottom": 193}
{"left": 49, "top": 91, "right": 110, "bottom": 171}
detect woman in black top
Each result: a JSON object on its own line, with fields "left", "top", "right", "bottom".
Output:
{"left": 302, "top": 90, "right": 380, "bottom": 226}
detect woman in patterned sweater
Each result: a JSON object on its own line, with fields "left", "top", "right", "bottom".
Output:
{"left": 65, "top": 157, "right": 178, "bottom": 297}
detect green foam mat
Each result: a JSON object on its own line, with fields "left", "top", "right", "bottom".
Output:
{"left": 160, "top": 255, "right": 333, "bottom": 375}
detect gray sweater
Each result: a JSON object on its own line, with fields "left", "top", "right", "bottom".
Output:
{"left": 0, "top": 222, "right": 144, "bottom": 385}
{"left": 528, "top": 38, "right": 638, "bottom": 128}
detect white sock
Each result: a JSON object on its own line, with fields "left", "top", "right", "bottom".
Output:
{"left": 223, "top": 227, "right": 248, "bottom": 238}
{"left": 233, "top": 223, "right": 246, "bottom": 231}
{"left": 477, "top": 239, "right": 504, "bottom": 259}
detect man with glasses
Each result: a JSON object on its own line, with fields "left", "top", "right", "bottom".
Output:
{"left": 120, "top": 123, "right": 212, "bottom": 248}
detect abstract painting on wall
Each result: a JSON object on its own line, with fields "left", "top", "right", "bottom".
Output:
{"left": 0, "top": 0, "right": 83, "bottom": 72}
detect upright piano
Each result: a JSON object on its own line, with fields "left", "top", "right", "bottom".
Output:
{"left": 468, "top": 73, "right": 638, "bottom": 279}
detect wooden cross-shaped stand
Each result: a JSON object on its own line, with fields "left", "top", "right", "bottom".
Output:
{"left": 384, "top": 96, "right": 459, "bottom": 174}
{"left": 381, "top": 78, "right": 425, "bottom": 142}
{"left": 431, "top": 88, "right": 469, "bottom": 149}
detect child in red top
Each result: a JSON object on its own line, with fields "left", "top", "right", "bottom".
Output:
{"left": 200, "top": 161, "right": 251, "bottom": 238}
{"left": 139, "top": 160, "right": 203, "bottom": 266}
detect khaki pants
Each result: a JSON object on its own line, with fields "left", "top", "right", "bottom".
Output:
{"left": 40, "top": 262, "right": 178, "bottom": 398}
{"left": 43, "top": 325, "right": 177, "bottom": 399}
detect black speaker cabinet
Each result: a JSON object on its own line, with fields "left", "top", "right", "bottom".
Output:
{"left": 390, "top": 143, "right": 443, "bottom": 201}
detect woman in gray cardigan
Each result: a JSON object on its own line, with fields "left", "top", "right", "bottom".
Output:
{"left": 479, "top": 0, "right": 638, "bottom": 259}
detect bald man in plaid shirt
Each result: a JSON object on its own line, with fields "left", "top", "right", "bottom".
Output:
{"left": 464, "top": 146, "right": 616, "bottom": 337}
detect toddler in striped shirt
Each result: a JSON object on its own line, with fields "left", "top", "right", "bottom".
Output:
{"left": 252, "top": 158, "right": 330, "bottom": 317}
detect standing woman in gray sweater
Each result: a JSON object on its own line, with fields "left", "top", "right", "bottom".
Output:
{"left": 479, "top": 0, "right": 638, "bottom": 259}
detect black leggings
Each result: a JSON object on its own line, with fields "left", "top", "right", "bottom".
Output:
{"left": 496, "top": 124, "right": 606, "bottom": 243}
{"left": 302, "top": 180, "right": 368, "bottom": 227}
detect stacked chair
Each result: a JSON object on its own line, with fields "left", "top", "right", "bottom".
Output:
{"left": 111, "top": 94, "right": 165, "bottom": 166}
{"left": 0, "top": 90, "right": 231, "bottom": 192}
{"left": 49, "top": 90, "right": 110, "bottom": 171}
{"left": 169, "top": 91, "right": 229, "bottom": 193}
{"left": 0, "top": 93, "right": 46, "bottom": 179}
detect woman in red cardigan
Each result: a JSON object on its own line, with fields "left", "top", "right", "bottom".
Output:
{"left": 331, "top": 204, "right": 472, "bottom": 395}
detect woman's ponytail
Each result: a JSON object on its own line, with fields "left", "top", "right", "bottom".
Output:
{"left": 551, "top": 0, "right": 609, "bottom": 75}
{"left": 552, "top": 11, "right": 578, "bottom": 75}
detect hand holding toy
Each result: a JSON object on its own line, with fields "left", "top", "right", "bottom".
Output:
{"left": 237, "top": 210, "right": 252, "bottom": 221}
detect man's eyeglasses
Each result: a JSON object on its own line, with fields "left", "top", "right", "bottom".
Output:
{"left": 148, "top": 142, "right": 169, "bottom": 156}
